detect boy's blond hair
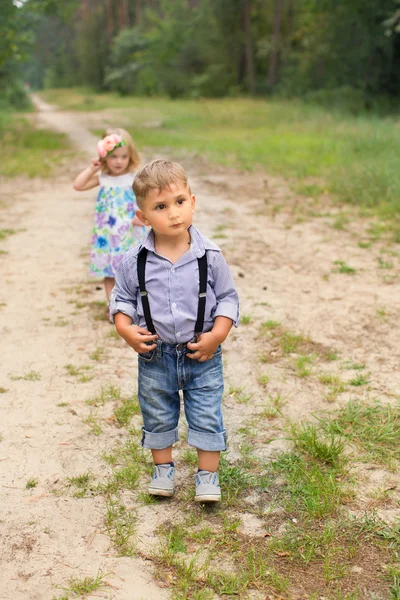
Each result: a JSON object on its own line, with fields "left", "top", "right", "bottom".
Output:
{"left": 100, "top": 127, "right": 140, "bottom": 174}
{"left": 133, "top": 159, "right": 191, "bottom": 208}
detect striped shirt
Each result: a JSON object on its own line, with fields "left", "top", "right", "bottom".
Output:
{"left": 110, "top": 225, "right": 239, "bottom": 344}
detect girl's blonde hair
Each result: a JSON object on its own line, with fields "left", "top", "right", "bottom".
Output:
{"left": 100, "top": 127, "right": 140, "bottom": 174}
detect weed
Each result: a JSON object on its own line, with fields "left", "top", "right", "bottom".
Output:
{"left": 376, "top": 305, "right": 388, "bottom": 319}
{"left": 281, "top": 331, "right": 305, "bottom": 354}
{"left": 258, "top": 372, "right": 269, "bottom": 386}
{"left": 181, "top": 448, "right": 198, "bottom": 467}
{"left": 114, "top": 395, "right": 140, "bottom": 427}
{"left": 86, "top": 384, "right": 121, "bottom": 406}
{"left": 343, "top": 361, "right": 366, "bottom": 370}
{"left": 289, "top": 422, "right": 346, "bottom": 466}
{"left": 107, "top": 328, "right": 120, "bottom": 339}
{"left": 319, "top": 373, "right": 346, "bottom": 402}
{"left": 261, "top": 392, "right": 287, "bottom": 419}
{"left": 89, "top": 346, "right": 107, "bottom": 361}
{"left": 321, "top": 399, "right": 400, "bottom": 466}
{"left": 295, "top": 354, "right": 313, "bottom": 377}
{"left": 65, "top": 363, "right": 93, "bottom": 383}
{"left": 260, "top": 320, "right": 281, "bottom": 331}
{"left": 0, "top": 228, "right": 17, "bottom": 240}
{"left": 56, "top": 402, "right": 68, "bottom": 407}
{"left": 280, "top": 455, "right": 346, "bottom": 517}
{"left": 83, "top": 414, "right": 102, "bottom": 436}
{"left": 378, "top": 257, "right": 394, "bottom": 269}
{"left": 349, "top": 373, "right": 369, "bottom": 386}
{"left": 10, "top": 370, "right": 41, "bottom": 381}
{"left": 0, "top": 387, "right": 8, "bottom": 393}
{"left": 61, "top": 570, "right": 109, "bottom": 596}
{"left": 55, "top": 317, "right": 68, "bottom": 327}
{"left": 26, "top": 478, "right": 39, "bottom": 489}
{"left": 219, "top": 455, "right": 256, "bottom": 506}
{"left": 332, "top": 213, "right": 348, "bottom": 230}
{"left": 67, "top": 471, "right": 93, "bottom": 497}
{"left": 241, "top": 314, "right": 252, "bottom": 325}
{"left": 236, "top": 391, "right": 254, "bottom": 404}
{"left": 334, "top": 260, "right": 356, "bottom": 275}
{"left": 105, "top": 499, "right": 136, "bottom": 556}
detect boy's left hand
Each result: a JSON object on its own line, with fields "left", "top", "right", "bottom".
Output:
{"left": 187, "top": 332, "right": 221, "bottom": 362}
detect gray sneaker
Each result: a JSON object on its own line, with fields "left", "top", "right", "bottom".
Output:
{"left": 195, "top": 471, "right": 221, "bottom": 502}
{"left": 148, "top": 464, "right": 175, "bottom": 497}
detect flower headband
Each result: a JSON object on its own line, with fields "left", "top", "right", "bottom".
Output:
{"left": 97, "top": 134, "right": 125, "bottom": 158}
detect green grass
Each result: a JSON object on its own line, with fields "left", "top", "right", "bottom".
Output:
{"left": 10, "top": 370, "right": 41, "bottom": 381}
{"left": 321, "top": 399, "right": 400, "bottom": 467}
{"left": 60, "top": 570, "right": 109, "bottom": 597}
{"left": 241, "top": 314, "right": 252, "bottom": 325}
{"left": 334, "top": 260, "right": 357, "bottom": 275}
{"left": 26, "top": 477, "right": 39, "bottom": 489}
{"left": 64, "top": 363, "right": 93, "bottom": 383}
{"left": 114, "top": 395, "right": 141, "bottom": 427}
{"left": 86, "top": 383, "right": 121, "bottom": 406}
{"left": 67, "top": 471, "right": 93, "bottom": 497}
{"left": 0, "top": 114, "right": 72, "bottom": 178}
{"left": 40, "top": 89, "right": 400, "bottom": 226}
{"left": 0, "top": 228, "right": 17, "bottom": 240}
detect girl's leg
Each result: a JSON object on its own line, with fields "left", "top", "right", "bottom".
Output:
{"left": 152, "top": 447, "right": 173, "bottom": 464}
{"left": 197, "top": 449, "right": 220, "bottom": 472}
{"left": 104, "top": 277, "right": 115, "bottom": 301}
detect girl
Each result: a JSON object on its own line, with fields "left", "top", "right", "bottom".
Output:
{"left": 73, "top": 127, "right": 146, "bottom": 304}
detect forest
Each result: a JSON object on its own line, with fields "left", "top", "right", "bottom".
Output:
{"left": 3, "top": 0, "right": 400, "bottom": 110}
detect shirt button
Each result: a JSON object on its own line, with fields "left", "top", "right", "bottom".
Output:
{"left": 172, "top": 302, "right": 177, "bottom": 308}
{"left": 171, "top": 268, "right": 175, "bottom": 273}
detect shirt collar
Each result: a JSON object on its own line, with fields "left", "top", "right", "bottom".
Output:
{"left": 142, "top": 225, "right": 207, "bottom": 259}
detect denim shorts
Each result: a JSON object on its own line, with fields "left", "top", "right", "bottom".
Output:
{"left": 137, "top": 340, "right": 227, "bottom": 452}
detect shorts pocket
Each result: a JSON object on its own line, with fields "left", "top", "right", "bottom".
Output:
{"left": 212, "top": 345, "right": 222, "bottom": 358}
{"left": 138, "top": 349, "right": 156, "bottom": 363}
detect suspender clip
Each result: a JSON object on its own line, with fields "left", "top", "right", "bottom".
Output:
{"left": 140, "top": 291, "right": 148, "bottom": 297}
{"left": 198, "top": 292, "right": 207, "bottom": 298}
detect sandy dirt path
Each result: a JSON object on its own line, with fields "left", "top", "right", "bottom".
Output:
{"left": 0, "top": 97, "right": 169, "bottom": 600}
{"left": 1, "top": 96, "right": 399, "bottom": 599}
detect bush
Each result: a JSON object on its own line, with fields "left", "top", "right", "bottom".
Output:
{"left": 5, "top": 81, "right": 31, "bottom": 110}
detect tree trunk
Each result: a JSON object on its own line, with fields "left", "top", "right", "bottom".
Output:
{"left": 118, "top": 0, "right": 130, "bottom": 30}
{"left": 243, "top": 0, "right": 255, "bottom": 94}
{"left": 105, "top": 0, "right": 114, "bottom": 45}
{"left": 268, "top": 0, "right": 285, "bottom": 89}
{"left": 136, "top": 0, "right": 142, "bottom": 26}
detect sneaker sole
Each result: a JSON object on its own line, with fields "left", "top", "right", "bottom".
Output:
{"left": 195, "top": 494, "right": 221, "bottom": 502}
{"left": 148, "top": 487, "right": 174, "bottom": 497}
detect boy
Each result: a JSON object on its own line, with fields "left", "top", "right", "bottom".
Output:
{"left": 110, "top": 159, "right": 239, "bottom": 502}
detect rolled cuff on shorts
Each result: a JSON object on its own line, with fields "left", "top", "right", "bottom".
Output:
{"left": 141, "top": 426, "right": 179, "bottom": 450}
{"left": 187, "top": 428, "right": 227, "bottom": 452}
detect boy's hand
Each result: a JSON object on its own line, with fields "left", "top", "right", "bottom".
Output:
{"left": 187, "top": 332, "right": 221, "bottom": 362}
{"left": 117, "top": 323, "right": 158, "bottom": 354}
{"left": 132, "top": 215, "right": 145, "bottom": 227}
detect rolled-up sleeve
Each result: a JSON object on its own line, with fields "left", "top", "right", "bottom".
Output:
{"left": 210, "top": 251, "right": 240, "bottom": 327}
{"left": 109, "top": 254, "right": 139, "bottom": 323}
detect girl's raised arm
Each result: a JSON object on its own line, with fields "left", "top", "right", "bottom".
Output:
{"left": 73, "top": 158, "right": 101, "bottom": 191}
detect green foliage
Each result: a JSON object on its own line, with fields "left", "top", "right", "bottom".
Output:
{"left": 21, "top": 0, "right": 400, "bottom": 102}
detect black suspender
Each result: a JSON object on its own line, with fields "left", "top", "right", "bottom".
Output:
{"left": 137, "top": 247, "right": 207, "bottom": 338}
{"left": 137, "top": 248, "right": 156, "bottom": 335}
{"left": 194, "top": 254, "right": 207, "bottom": 336}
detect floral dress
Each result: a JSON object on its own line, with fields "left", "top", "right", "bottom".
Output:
{"left": 89, "top": 171, "right": 146, "bottom": 278}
